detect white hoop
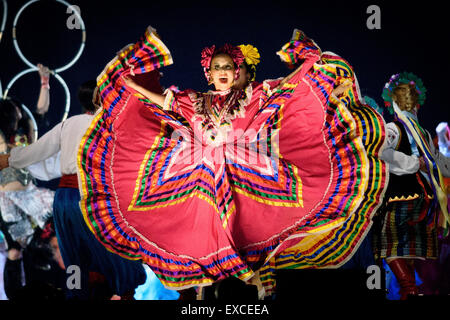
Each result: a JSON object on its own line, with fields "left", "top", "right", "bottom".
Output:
{"left": 53, "top": 72, "right": 70, "bottom": 121}
{"left": 12, "top": 0, "right": 86, "bottom": 73}
{"left": 0, "top": 0, "right": 7, "bottom": 43}
{"left": 2, "top": 67, "right": 71, "bottom": 123}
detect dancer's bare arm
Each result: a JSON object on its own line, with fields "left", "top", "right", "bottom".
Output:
{"left": 122, "top": 75, "right": 165, "bottom": 106}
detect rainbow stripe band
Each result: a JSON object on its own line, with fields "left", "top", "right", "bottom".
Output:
{"left": 259, "top": 48, "right": 388, "bottom": 296}
{"left": 393, "top": 104, "right": 449, "bottom": 235}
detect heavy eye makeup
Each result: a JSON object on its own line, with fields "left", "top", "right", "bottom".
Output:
{"left": 213, "top": 64, "right": 234, "bottom": 71}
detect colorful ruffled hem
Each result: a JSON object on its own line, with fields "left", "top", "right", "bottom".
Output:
{"left": 259, "top": 34, "right": 388, "bottom": 296}
{"left": 78, "top": 27, "right": 387, "bottom": 290}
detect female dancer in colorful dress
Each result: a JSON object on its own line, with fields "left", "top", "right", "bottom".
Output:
{"left": 198, "top": 43, "right": 265, "bottom": 300}
{"left": 77, "top": 26, "right": 387, "bottom": 292}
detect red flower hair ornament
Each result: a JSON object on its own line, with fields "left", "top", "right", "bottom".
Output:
{"left": 201, "top": 44, "right": 245, "bottom": 82}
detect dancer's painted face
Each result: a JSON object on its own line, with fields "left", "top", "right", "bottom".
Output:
{"left": 209, "top": 54, "right": 235, "bottom": 91}
{"left": 393, "top": 83, "right": 418, "bottom": 112}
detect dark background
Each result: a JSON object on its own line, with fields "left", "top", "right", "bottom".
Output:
{"left": 1, "top": 0, "right": 448, "bottom": 139}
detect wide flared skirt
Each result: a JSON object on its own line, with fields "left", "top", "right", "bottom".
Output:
{"left": 78, "top": 27, "right": 386, "bottom": 289}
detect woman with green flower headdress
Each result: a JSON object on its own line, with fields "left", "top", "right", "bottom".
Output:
{"left": 373, "top": 72, "right": 450, "bottom": 299}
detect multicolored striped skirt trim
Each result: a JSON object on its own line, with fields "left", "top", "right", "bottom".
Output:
{"left": 259, "top": 50, "right": 388, "bottom": 296}
{"left": 78, "top": 107, "right": 256, "bottom": 289}
{"left": 78, "top": 27, "right": 384, "bottom": 289}
{"left": 97, "top": 25, "right": 173, "bottom": 119}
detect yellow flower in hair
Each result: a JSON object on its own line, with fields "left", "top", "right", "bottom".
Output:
{"left": 238, "top": 44, "right": 260, "bottom": 66}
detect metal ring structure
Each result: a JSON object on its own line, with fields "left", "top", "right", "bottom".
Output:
{"left": 2, "top": 67, "right": 71, "bottom": 126}
{"left": 0, "top": 0, "right": 7, "bottom": 43}
{"left": 5, "top": 0, "right": 85, "bottom": 124}
{"left": 52, "top": 72, "right": 70, "bottom": 121}
{"left": 12, "top": 0, "right": 86, "bottom": 73}
{"left": 1, "top": 0, "right": 7, "bottom": 96}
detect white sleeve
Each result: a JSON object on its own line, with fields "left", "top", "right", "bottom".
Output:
{"left": 8, "top": 122, "right": 62, "bottom": 169}
{"left": 26, "top": 151, "right": 62, "bottom": 181}
{"left": 436, "top": 122, "right": 450, "bottom": 157}
{"left": 380, "top": 148, "right": 420, "bottom": 175}
{"left": 427, "top": 129, "right": 450, "bottom": 178}
{"left": 380, "top": 122, "right": 420, "bottom": 175}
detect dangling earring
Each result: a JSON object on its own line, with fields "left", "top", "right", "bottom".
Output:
{"left": 207, "top": 73, "right": 213, "bottom": 85}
